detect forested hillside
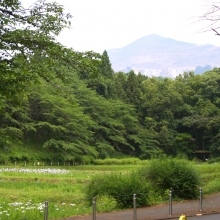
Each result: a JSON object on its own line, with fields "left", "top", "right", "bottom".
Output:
{"left": 1, "top": 1, "right": 220, "bottom": 163}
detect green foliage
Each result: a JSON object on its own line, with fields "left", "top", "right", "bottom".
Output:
{"left": 0, "top": 0, "right": 71, "bottom": 104}
{"left": 203, "top": 178, "right": 220, "bottom": 194}
{"left": 99, "top": 50, "right": 114, "bottom": 79}
{"left": 207, "top": 157, "right": 220, "bottom": 164}
{"left": 95, "top": 195, "right": 118, "bottom": 212}
{"left": 2, "top": 66, "right": 220, "bottom": 161}
{"left": 93, "top": 158, "right": 143, "bottom": 165}
{"left": 138, "top": 158, "right": 200, "bottom": 200}
{"left": 125, "top": 70, "right": 143, "bottom": 108}
{"left": 86, "top": 172, "right": 149, "bottom": 209}
{"left": 1, "top": 0, "right": 220, "bottom": 161}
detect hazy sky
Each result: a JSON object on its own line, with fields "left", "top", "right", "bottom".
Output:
{"left": 21, "top": 0, "right": 220, "bottom": 53}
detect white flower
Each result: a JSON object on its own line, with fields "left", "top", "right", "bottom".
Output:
{"left": 0, "top": 168, "right": 71, "bottom": 175}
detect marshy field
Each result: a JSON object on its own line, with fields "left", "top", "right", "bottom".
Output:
{"left": 0, "top": 159, "right": 220, "bottom": 220}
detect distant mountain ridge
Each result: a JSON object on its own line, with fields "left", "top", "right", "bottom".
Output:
{"left": 107, "top": 34, "right": 220, "bottom": 78}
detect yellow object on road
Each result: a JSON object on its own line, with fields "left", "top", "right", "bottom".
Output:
{"left": 179, "top": 214, "right": 187, "bottom": 220}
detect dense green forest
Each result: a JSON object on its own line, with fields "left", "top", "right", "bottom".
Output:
{"left": 1, "top": 0, "right": 220, "bottom": 163}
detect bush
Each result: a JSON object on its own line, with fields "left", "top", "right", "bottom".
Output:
{"left": 207, "top": 157, "right": 220, "bottom": 164}
{"left": 138, "top": 158, "right": 200, "bottom": 200}
{"left": 93, "top": 158, "right": 142, "bottom": 165}
{"left": 95, "top": 196, "right": 118, "bottom": 212}
{"left": 86, "top": 172, "right": 149, "bottom": 209}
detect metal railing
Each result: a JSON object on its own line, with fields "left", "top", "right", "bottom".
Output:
{"left": 169, "top": 187, "right": 203, "bottom": 216}
{"left": 43, "top": 187, "right": 205, "bottom": 220}
{"left": 91, "top": 188, "right": 204, "bottom": 220}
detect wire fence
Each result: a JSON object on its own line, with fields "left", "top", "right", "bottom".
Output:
{"left": 0, "top": 160, "right": 86, "bottom": 166}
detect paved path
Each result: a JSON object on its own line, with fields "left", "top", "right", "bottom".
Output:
{"left": 173, "top": 213, "right": 220, "bottom": 220}
{"left": 63, "top": 193, "right": 220, "bottom": 220}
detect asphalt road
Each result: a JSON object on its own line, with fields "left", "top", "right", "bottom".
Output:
{"left": 173, "top": 213, "right": 220, "bottom": 220}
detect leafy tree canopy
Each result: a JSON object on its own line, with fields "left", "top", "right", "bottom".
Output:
{"left": 0, "top": 0, "right": 101, "bottom": 107}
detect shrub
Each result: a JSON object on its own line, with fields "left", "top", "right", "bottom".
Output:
{"left": 85, "top": 171, "right": 149, "bottom": 209}
{"left": 95, "top": 196, "right": 118, "bottom": 212}
{"left": 93, "top": 158, "right": 142, "bottom": 165}
{"left": 138, "top": 158, "right": 200, "bottom": 200}
{"left": 207, "top": 157, "right": 220, "bottom": 164}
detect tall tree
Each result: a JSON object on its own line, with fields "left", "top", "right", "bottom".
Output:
{"left": 125, "top": 70, "right": 142, "bottom": 109}
{"left": 115, "top": 72, "right": 127, "bottom": 101}
{"left": 86, "top": 50, "right": 115, "bottom": 98}
{"left": 100, "top": 50, "right": 114, "bottom": 78}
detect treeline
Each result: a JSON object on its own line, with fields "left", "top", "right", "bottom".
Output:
{"left": 1, "top": 49, "right": 220, "bottom": 162}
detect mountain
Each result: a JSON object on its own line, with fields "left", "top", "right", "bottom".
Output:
{"left": 107, "top": 34, "right": 220, "bottom": 78}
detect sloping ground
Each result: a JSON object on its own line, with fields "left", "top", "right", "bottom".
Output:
{"left": 63, "top": 192, "right": 220, "bottom": 220}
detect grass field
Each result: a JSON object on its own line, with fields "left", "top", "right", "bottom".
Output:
{"left": 0, "top": 160, "right": 220, "bottom": 219}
